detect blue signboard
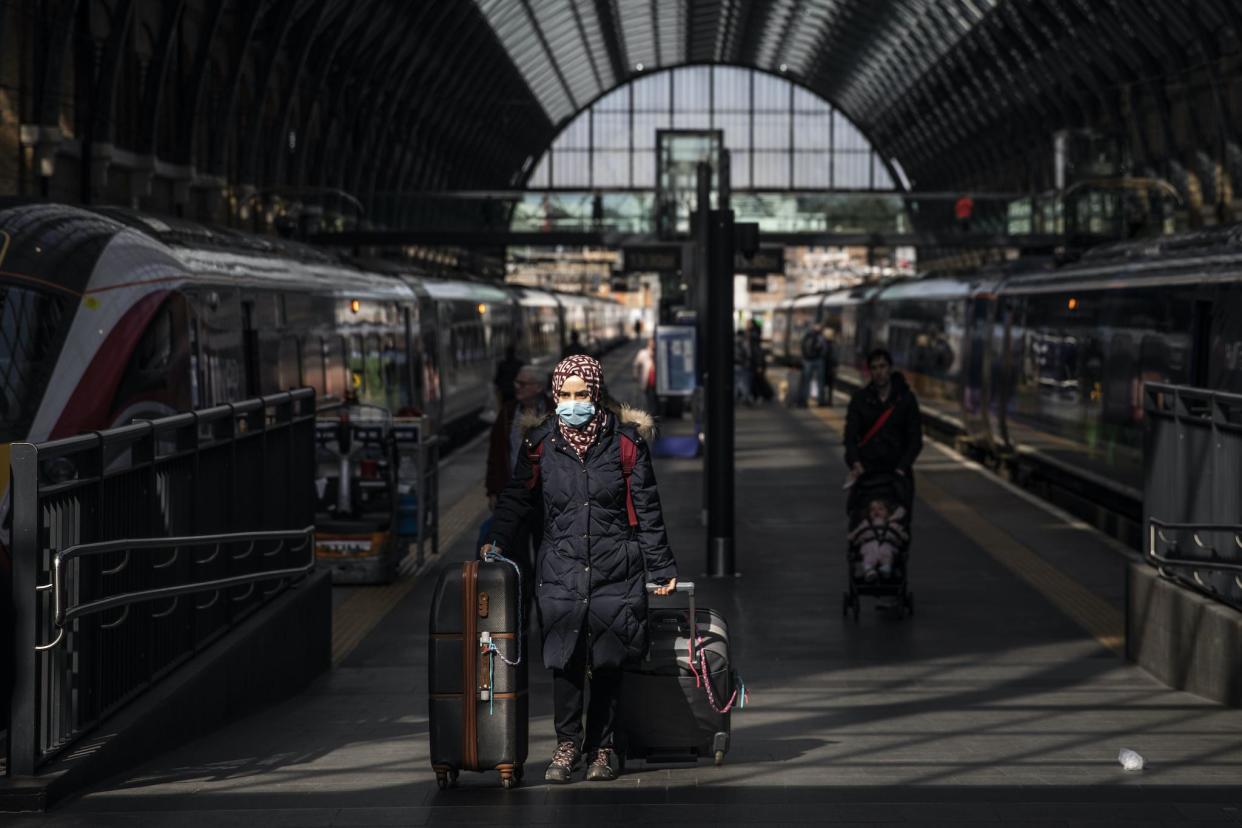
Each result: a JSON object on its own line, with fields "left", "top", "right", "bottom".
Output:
{"left": 656, "top": 325, "right": 697, "bottom": 397}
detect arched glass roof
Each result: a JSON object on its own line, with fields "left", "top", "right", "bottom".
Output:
{"left": 527, "top": 65, "right": 895, "bottom": 190}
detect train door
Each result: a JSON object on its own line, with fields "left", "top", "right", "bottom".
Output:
{"left": 403, "top": 305, "right": 420, "bottom": 414}
{"left": 1190, "top": 292, "right": 1214, "bottom": 388}
{"left": 992, "top": 295, "right": 1019, "bottom": 449}
{"left": 961, "top": 293, "right": 992, "bottom": 447}
{"left": 241, "top": 300, "right": 261, "bottom": 398}
{"left": 420, "top": 296, "right": 444, "bottom": 428}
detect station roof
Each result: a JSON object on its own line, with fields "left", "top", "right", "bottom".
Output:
{"left": 23, "top": 1, "right": 1240, "bottom": 212}
{"left": 456, "top": 0, "right": 1241, "bottom": 190}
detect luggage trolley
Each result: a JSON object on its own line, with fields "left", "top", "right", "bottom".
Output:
{"left": 842, "top": 472, "right": 914, "bottom": 620}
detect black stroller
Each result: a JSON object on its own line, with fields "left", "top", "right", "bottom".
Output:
{"left": 842, "top": 472, "right": 914, "bottom": 620}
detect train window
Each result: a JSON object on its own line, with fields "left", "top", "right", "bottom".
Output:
{"left": 364, "top": 334, "right": 383, "bottom": 404}
{"left": 381, "top": 335, "right": 402, "bottom": 411}
{"left": 134, "top": 301, "right": 174, "bottom": 374}
{"left": 349, "top": 335, "right": 365, "bottom": 395}
{"left": 0, "top": 286, "right": 70, "bottom": 441}
{"left": 322, "top": 337, "right": 345, "bottom": 399}
{"left": 303, "top": 336, "right": 325, "bottom": 396}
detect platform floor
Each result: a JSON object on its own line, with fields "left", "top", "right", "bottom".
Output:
{"left": 16, "top": 358, "right": 1242, "bottom": 827}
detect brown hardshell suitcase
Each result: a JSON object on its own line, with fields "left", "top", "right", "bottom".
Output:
{"left": 428, "top": 558, "right": 528, "bottom": 788}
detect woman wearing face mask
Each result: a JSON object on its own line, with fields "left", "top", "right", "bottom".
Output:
{"left": 484, "top": 354, "right": 678, "bottom": 784}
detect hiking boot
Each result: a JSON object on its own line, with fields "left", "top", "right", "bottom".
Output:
{"left": 544, "top": 741, "right": 580, "bottom": 784}
{"left": 585, "top": 748, "right": 618, "bottom": 781}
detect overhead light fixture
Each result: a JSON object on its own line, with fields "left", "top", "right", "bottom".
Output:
{"left": 350, "top": 299, "right": 361, "bottom": 313}
{"left": 634, "top": 62, "right": 644, "bottom": 71}
{"left": 779, "top": 63, "right": 788, "bottom": 73}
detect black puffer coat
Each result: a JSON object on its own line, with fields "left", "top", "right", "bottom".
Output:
{"left": 490, "top": 406, "right": 678, "bottom": 670}
{"left": 843, "top": 371, "right": 923, "bottom": 474}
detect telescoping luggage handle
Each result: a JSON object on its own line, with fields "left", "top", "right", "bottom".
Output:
{"left": 645, "top": 580, "right": 696, "bottom": 660}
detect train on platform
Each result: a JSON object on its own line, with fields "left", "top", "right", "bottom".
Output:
{"left": 0, "top": 202, "right": 629, "bottom": 583}
{"left": 771, "top": 226, "right": 1242, "bottom": 536}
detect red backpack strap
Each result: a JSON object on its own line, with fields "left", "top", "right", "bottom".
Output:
{"left": 858, "top": 405, "right": 895, "bottom": 448}
{"left": 620, "top": 434, "right": 638, "bottom": 527}
{"left": 526, "top": 440, "right": 545, "bottom": 490}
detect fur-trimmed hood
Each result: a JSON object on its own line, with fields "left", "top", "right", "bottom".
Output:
{"left": 519, "top": 402, "right": 656, "bottom": 442}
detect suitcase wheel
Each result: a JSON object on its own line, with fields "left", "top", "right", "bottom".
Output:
{"left": 714, "top": 750, "right": 725, "bottom": 767}
{"left": 500, "top": 766, "right": 520, "bottom": 790}
{"left": 435, "top": 768, "right": 459, "bottom": 790}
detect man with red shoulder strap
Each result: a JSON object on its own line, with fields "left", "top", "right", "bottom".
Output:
{"left": 844, "top": 347, "right": 923, "bottom": 504}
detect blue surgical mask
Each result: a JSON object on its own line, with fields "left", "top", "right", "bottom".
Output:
{"left": 556, "top": 401, "right": 595, "bottom": 427}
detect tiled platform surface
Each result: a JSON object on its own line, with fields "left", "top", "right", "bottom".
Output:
{"left": 14, "top": 369, "right": 1242, "bottom": 827}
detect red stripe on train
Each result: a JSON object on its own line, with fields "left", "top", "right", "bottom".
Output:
{"left": 49, "top": 290, "right": 170, "bottom": 440}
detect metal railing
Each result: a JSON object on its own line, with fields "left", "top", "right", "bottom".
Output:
{"left": 7, "top": 390, "right": 317, "bottom": 775}
{"left": 1143, "top": 383, "right": 1242, "bottom": 611}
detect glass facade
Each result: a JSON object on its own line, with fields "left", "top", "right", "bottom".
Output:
{"left": 526, "top": 66, "right": 895, "bottom": 191}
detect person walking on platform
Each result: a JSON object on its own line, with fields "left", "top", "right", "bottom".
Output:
{"left": 733, "top": 330, "right": 752, "bottom": 402}
{"left": 798, "top": 325, "right": 828, "bottom": 407}
{"left": 822, "top": 327, "right": 838, "bottom": 407}
{"left": 485, "top": 365, "right": 553, "bottom": 609}
{"left": 748, "top": 319, "right": 772, "bottom": 401}
{"left": 485, "top": 355, "right": 679, "bottom": 784}
{"left": 493, "top": 345, "right": 525, "bottom": 405}
{"left": 844, "top": 347, "right": 923, "bottom": 508}
{"left": 562, "top": 330, "right": 589, "bottom": 358}
{"left": 632, "top": 338, "right": 658, "bottom": 413}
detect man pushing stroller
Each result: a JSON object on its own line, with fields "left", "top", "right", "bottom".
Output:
{"left": 843, "top": 347, "right": 924, "bottom": 509}
{"left": 841, "top": 348, "right": 923, "bottom": 618}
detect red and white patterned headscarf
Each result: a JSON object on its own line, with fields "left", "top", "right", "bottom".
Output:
{"left": 551, "top": 354, "right": 604, "bottom": 460}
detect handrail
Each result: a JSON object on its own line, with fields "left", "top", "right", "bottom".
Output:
{"left": 34, "top": 526, "right": 316, "bottom": 651}
{"left": 1147, "top": 518, "right": 1242, "bottom": 575}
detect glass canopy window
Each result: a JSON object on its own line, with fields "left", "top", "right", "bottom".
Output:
{"left": 526, "top": 66, "right": 895, "bottom": 191}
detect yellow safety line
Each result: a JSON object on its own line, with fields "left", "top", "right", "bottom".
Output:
{"left": 808, "top": 405, "right": 1124, "bottom": 654}
{"left": 329, "top": 494, "right": 488, "bottom": 666}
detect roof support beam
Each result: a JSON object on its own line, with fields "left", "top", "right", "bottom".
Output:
{"left": 593, "top": 0, "right": 629, "bottom": 81}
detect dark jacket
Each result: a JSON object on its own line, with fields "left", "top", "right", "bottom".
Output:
{"left": 486, "top": 396, "right": 553, "bottom": 497}
{"left": 843, "top": 371, "right": 923, "bottom": 474}
{"left": 490, "top": 406, "right": 678, "bottom": 670}
{"left": 801, "top": 330, "right": 826, "bottom": 361}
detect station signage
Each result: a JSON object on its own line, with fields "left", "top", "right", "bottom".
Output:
{"left": 623, "top": 245, "right": 681, "bottom": 273}
{"left": 734, "top": 246, "right": 784, "bottom": 275}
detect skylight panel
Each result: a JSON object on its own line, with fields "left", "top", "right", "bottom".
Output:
{"left": 617, "top": 0, "right": 658, "bottom": 69}
{"left": 476, "top": 0, "right": 575, "bottom": 121}
{"left": 655, "top": 0, "right": 686, "bottom": 66}
{"left": 529, "top": 0, "right": 600, "bottom": 109}
{"left": 754, "top": 0, "right": 798, "bottom": 68}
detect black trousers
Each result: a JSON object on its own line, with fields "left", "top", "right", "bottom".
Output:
{"left": 552, "top": 630, "right": 622, "bottom": 753}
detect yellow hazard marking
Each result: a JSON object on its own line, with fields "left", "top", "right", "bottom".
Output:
{"left": 329, "top": 492, "right": 488, "bottom": 667}
{"left": 808, "top": 404, "right": 1124, "bottom": 654}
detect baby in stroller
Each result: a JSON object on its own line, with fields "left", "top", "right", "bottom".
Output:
{"left": 842, "top": 473, "right": 915, "bottom": 618}
{"left": 848, "top": 498, "right": 908, "bottom": 581}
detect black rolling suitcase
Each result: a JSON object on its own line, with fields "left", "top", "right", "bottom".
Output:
{"left": 428, "top": 555, "right": 528, "bottom": 789}
{"left": 620, "top": 582, "right": 742, "bottom": 766}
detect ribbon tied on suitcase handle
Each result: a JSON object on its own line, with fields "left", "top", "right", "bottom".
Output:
{"left": 646, "top": 581, "right": 749, "bottom": 714}
{"left": 480, "top": 549, "right": 523, "bottom": 715}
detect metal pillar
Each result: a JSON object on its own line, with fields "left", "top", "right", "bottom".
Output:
{"left": 9, "top": 442, "right": 39, "bottom": 775}
{"left": 706, "top": 188, "right": 736, "bottom": 579}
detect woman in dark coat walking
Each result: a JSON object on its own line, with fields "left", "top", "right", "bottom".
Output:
{"left": 486, "top": 354, "right": 678, "bottom": 783}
